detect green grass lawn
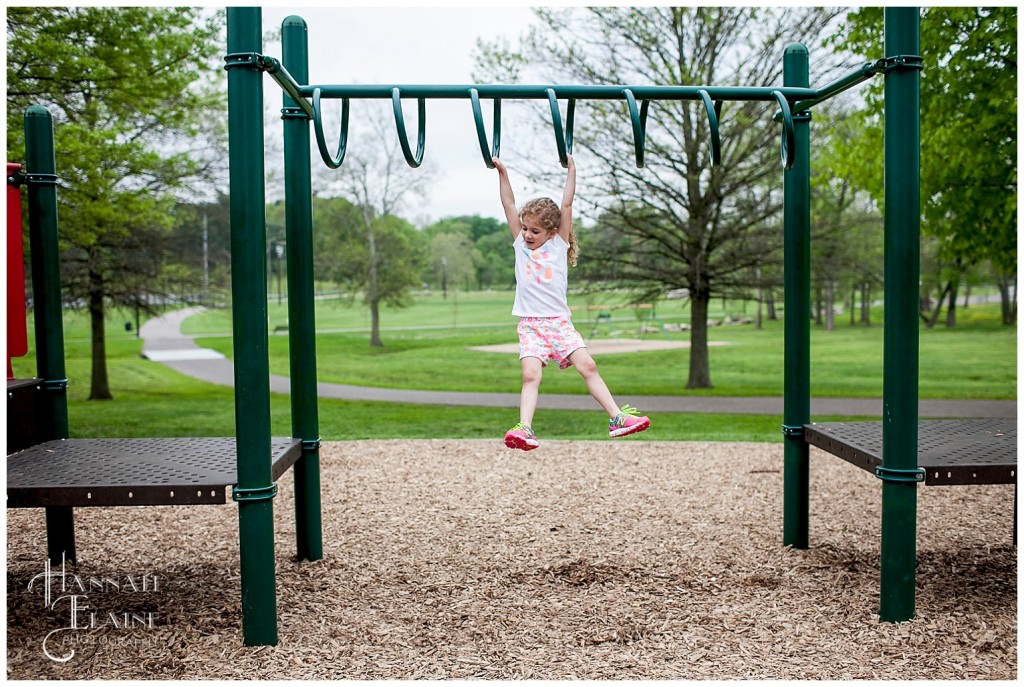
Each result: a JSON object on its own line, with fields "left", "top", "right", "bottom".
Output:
{"left": 192, "top": 293, "right": 1016, "bottom": 400}
{"left": 12, "top": 297, "right": 1015, "bottom": 442}
{"left": 16, "top": 321, "right": 799, "bottom": 442}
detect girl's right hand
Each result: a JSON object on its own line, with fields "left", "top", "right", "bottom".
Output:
{"left": 492, "top": 157, "right": 506, "bottom": 174}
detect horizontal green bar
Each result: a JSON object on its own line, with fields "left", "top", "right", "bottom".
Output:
{"left": 253, "top": 51, "right": 885, "bottom": 114}
{"left": 301, "top": 83, "right": 819, "bottom": 102}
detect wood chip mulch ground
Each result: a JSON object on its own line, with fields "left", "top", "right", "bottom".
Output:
{"left": 6, "top": 440, "right": 1017, "bottom": 679}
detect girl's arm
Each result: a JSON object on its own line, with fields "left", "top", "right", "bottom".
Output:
{"left": 493, "top": 158, "right": 521, "bottom": 240}
{"left": 558, "top": 154, "right": 576, "bottom": 241}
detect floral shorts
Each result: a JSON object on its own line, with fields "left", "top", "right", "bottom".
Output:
{"left": 517, "top": 316, "right": 587, "bottom": 369}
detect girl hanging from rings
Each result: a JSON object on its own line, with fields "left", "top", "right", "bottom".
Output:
{"left": 493, "top": 154, "right": 650, "bottom": 451}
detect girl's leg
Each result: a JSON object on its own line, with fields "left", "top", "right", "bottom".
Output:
{"left": 519, "top": 356, "right": 544, "bottom": 427}
{"left": 567, "top": 348, "right": 620, "bottom": 418}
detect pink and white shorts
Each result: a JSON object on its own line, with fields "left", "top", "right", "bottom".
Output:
{"left": 517, "top": 316, "right": 587, "bottom": 369}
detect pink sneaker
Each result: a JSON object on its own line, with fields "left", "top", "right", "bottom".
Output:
{"left": 609, "top": 405, "right": 650, "bottom": 437}
{"left": 504, "top": 422, "right": 539, "bottom": 451}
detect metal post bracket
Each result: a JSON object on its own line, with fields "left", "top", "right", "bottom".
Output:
{"left": 871, "top": 54, "right": 924, "bottom": 75}
{"left": 874, "top": 466, "right": 926, "bottom": 484}
{"left": 232, "top": 483, "right": 279, "bottom": 503}
{"left": 224, "top": 51, "right": 264, "bottom": 71}
{"left": 781, "top": 424, "right": 805, "bottom": 437}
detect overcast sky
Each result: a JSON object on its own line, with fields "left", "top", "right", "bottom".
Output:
{"left": 257, "top": 6, "right": 543, "bottom": 225}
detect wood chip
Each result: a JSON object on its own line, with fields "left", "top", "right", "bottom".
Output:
{"left": 6, "top": 440, "right": 1015, "bottom": 679}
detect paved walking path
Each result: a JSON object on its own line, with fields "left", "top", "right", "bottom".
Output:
{"left": 140, "top": 307, "right": 1016, "bottom": 418}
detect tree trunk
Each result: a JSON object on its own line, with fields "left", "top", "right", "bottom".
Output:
{"left": 813, "top": 284, "right": 823, "bottom": 326}
{"left": 88, "top": 268, "right": 112, "bottom": 400}
{"left": 766, "top": 290, "right": 777, "bottom": 320}
{"left": 824, "top": 279, "right": 835, "bottom": 331}
{"left": 850, "top": 283, "right": 857, "bottom": 326}
{"left": 755, "top": 265, "right": 763, "bottom": 330}
{"left": 998, "top": 274, "right": 1017, "bottom": 325}
{"left": 687, "top": 287, "right": 713, "bottom": 389}
{"left": 923, "top": 281, "right": 951, "bottom": 329}
{"left": 860, "top": 282, "right": 870, "bottom": 325}
{"left": 366, "top": 218, "right": 383, "bottom": 348}
{"left": 945, "top": 277, "right": 958, "bottom": 327}
{"left": 369, "top": 299, "right": 382, "bottom": 347}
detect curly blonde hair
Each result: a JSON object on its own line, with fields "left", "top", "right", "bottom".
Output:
{"left": 519, "top": 197, "right": 579, "bottom": 266}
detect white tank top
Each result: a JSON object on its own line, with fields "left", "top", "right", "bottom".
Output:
{"left": 511, "top": 233, "right": 571, "bottom": 318}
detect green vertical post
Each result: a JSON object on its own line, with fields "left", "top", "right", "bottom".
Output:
{"left": 24, "top": 105, "right": 76, "bottom": 566}
{"left": 782, "top": 43, "right": 811, "bottom": 549}
{"left": 281, "top": 15, "right": 324, "bottom": 562}
{"left": 879, "top": 6, "right": 921, "bottom": 623}
{"left": 226, "top": 7, "right": 278, "bottom": 647}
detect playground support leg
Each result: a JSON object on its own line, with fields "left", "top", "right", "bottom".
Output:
{"left": 282, "top": 14, "right": 324, "bottom": 562}
{"left": 879, "top": 7, "right": 921, "bottom": 623}
{"left": 25, "top": 105, "right": 76, "bottom": 565}
{"left": 782, "top": 43, "right": 811, "bottom": 550}
{"left": 227, "top": 7, "right": 278, "bottom": 647}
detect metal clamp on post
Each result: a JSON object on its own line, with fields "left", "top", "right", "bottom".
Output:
{"left": 223, "top": 52, "right": 263, "bottom": 71}
{"left": 25, "top": 173, "right": 59, "bottom": 186}
{"left": 281, "top": 106, "right": 309, "bottom": 121}
{"left": 41, "top": 378, "right": 68, "bottom": 392}
{"left": 232, "top": 483, "right": 279, "bottom": 503}
{"left": 874, "top": 466, "right": 925, "bottom": 484}
{"left": 781, "top": 424, "right": 805, "bottom": 438}
{"left": 301, "top": 438, "right": 321, "bottom": 452}
{"left": 871, "top": 54, "right": 923, "bottom": 75}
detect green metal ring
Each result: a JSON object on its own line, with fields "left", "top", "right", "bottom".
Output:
{"left": 623, "top": 89, "right": 650, "bottom": 168}
{"left": 770, "top": 90, "right": 796, "bottom": 170}
{"left": 312, "top": 88, "right": 349, "bottom": 169}
{"left": 392, "top": 88, "right": 426, "bottom": 168}
{"left": 697, "top": 89, "right": 722, "bottom": 167}
{"left": 469, "top": 89, "right": 501, "bottom": 169}
{"left": 42, "top": 378, "right": 68, "bottom": 392}
{"left": 232, "top": 482, "right": 279, "bottom": 502}
{"left": 301, "top": 438, "right": 321, "bottom": 452}
{"left": 546, "top": 89, "right": 574, "bottom": 168}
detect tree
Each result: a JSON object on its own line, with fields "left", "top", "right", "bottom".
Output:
{"left": 318, "top": 109, "right": 432, "bottom": 346}
{"left": 427, "top": 232, "right": 480, "bottom": 296}
{"left": 828, "top": 7, "right": 1017, "bottom": 325}
{"left": 809, "top": 108, "right": 885, "bottom": 331}
{"left": 476, "top": 7, "right": 843, "bottom": 388}
{"left": 7, "top": 7, "right": 224, "bottom": 398}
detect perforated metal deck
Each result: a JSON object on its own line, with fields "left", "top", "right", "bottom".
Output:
{"left": 804, "top": 419, "right": 1016, "bottom": 485}
{"left": 7, "top": 437, "right": 302, "bottom": 507}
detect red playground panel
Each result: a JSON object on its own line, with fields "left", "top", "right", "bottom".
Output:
{"left": 8, "top": 162, "right": 28, "bottom": 378}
